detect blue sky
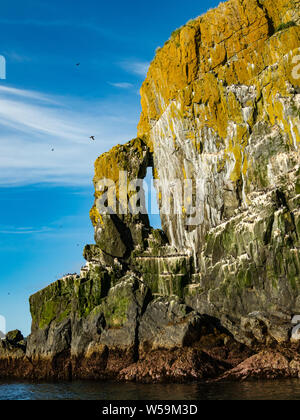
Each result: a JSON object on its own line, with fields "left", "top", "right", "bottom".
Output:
{"left": 0, "top": 0, "right": 218, "bottom": 336}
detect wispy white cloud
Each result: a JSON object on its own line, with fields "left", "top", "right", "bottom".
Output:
{"left": 119, "top": 60, "right": 150, "bottom": 77}
{"left": 108, "top": 82, "right": 134, "bottom": 89}
{"left": 3, "top": 52, "right": 32, "bottom": 63}
{"left": 0, "top": 226, "right": 52, "bottom": 235}
{"left": 0, "top": 85, "right": 58, "bottom": 104}
{"left": 0, "top": 85, "right": 137, "bottom": 186}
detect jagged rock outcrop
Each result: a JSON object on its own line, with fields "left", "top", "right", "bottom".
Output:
{"left": 0, "top": 331, "right": 32, "bottom": 379}
{"left": 138, "top": 0, "right": 300, "bottom": 258}
{"left": 1, "top": 0, "right": 299, "bottom": 382}
{"left": 216, "top": 346, "right": 300, "bottom": 381}
{"left": 24, "top": 271, "right": 237, "bottom": 380}
{"left": 89, "top": 0, "right": 300, "bottom": 345}
{"left": 90, "top": 137, "right": 152, "bottom": 259}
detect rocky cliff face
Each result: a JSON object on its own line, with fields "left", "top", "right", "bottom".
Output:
{"left": 2, "top": 0, "right": 300, "bottom": 382}
{"left": 138, "top": 0, "right": 300, "bottom": 257}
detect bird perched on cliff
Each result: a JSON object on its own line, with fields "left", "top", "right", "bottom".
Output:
{"left": 90, "top": 136, "right": 95, "bottom": 141}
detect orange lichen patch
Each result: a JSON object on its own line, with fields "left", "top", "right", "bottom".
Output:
{"left": 242, "top": 154, "right": 249, "bottom": 177}
{"left": 94, "top": 137, "right": 145, "bottom": 182}
{"left": 224, "top": 124, "right": 249, "bottom": 182}
{"left": 137, "top": 0, "right": 299, "bottom": 142}
{"left": 153, "top": 167, "right": 159, "bottom": 180}
{"left": 135, "top": 0, "right": 299, "bottom": 198}
{"left": 192, "top": 137, "right": 203, "bottom": 154}
{"left": 91, "top": 0, "right": 299, "bottom": 229}
{"left": 90, "top": 205, "right": 102, "bottom": 227}
{"left": 90, "top": 137, "right": 149, "bottom": 227}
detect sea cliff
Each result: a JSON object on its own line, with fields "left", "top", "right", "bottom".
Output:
{"left": 1, "top": 0, "right": 300, "bottom": 382}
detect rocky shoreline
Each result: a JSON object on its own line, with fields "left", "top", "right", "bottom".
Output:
{"left": 2, "top": 326, "right": 300, "bottom": 383}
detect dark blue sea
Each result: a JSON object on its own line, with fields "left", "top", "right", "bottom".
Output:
{"left": 1, "top": 379, "right": 300, "bottom": 400}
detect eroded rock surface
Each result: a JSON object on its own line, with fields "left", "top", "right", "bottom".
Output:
{"left": 1, "top": 0, "right": 300, "bottom": 382}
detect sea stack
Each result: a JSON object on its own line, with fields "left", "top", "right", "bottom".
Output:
{"left": 1, "top": 0, "right": 300, "bottom": 382}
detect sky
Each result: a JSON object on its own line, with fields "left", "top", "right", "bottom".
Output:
{"left": 0, "top": 0, "right": 219, "bottom": 336}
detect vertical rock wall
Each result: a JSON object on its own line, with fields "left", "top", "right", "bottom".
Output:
{"left": 137, "top": 0, "right": 300, "bottom": 262}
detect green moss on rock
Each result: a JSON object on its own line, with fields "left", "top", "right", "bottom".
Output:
{"left": 30, "top": 268, "right": 111, "bottom": 330}
{"left": 275, "top": 21, "right": 297, "bottom": 32}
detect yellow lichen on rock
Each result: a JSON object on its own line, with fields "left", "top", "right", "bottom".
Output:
{"left": 138, "top": 0, "right": 300, "bottom": 139}
{"left": 90, "top": 0, "right": 299, "bottom": 256}
{"left": 90, "top": 137, "right": 150, "bottom": 226}
{"left": 134, "top": 0, "right": 300, "bottom": 254}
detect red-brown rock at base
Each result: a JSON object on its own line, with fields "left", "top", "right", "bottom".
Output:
{"left": 118, "top": 348, "right": 230, "bottom": 383}
{"left": 216, "top": 351, "right": 300, "bottom": 381}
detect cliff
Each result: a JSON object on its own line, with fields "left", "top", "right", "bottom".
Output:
{"left": 1, "top": 0, "right": 300, "bottom": 382}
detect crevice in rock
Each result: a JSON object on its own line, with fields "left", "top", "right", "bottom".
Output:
{"left": 264, "top": 214, "right": 275, "bottom": 245}
{"left": 256, "top": 0, "right": 276, "bottom": 36}
{"left": 132, "top": 281, "right": 153, "bottom": 363}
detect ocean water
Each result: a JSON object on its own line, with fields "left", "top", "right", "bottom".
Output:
{"left": 1, "top": 379, "right": 300, "bottom": 400}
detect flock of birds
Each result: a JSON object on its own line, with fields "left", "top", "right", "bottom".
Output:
{"left": 6, "top": 63, "right": 99, "bottom": 297}
{"left": 50, "top": 63, "right": 96, "bottom": 152}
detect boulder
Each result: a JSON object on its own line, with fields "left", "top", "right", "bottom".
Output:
{"left": 138, "top": 297, "right": 207, "bottom": 354}
{"left": 217, "top": 351, "right": 300, "bottom": 381}
{"left": 6, "top": 330, "right": 23, "bottom": 345}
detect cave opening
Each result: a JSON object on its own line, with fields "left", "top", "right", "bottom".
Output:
{"left": 143, "top": 167, "right": 162, "bottom": 230}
